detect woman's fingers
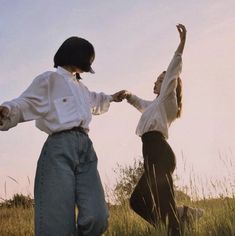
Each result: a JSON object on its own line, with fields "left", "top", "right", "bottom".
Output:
{"left": 177, "top": 24, "right": 187, "bottom": 33}
{"left": 176, "top": 24, "right": 186, "bottom": 40}
{"left": 112, "top": 90, "right": 128, "bottom": 102}
{"left": 178, "top": 24, "right": 186, "bottom": 30}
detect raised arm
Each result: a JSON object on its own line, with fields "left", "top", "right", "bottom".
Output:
{"left": 175, "top": 24, "right": 186, "bottom": 55}
{"left": 158, "top": 24, "right": 187, "bottom": 100}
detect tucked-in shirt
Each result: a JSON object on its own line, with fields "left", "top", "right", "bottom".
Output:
{"left": 127, "top": 52, "right": 182, "bottom": 139}
{"left": 0, "top": 67, "right": 113, "bottom": 134}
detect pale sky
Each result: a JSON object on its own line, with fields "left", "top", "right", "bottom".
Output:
{"left": 0, "top": 0, "right": 234, "bottom": 200}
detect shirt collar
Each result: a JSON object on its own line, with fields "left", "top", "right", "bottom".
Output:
{"left": 56, "top": 66, "right": 77, "bottom": 81}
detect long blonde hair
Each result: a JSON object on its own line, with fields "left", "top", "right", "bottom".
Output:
{"left": 176, "top": 77, "right": 183, "bottom": 118}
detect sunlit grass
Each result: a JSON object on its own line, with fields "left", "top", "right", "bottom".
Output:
{"left": 0, "top": 197, "right": 234, "bottom": 236}
{"left": 0, "top": 207, "right": 34, "bottom": 236}
{"left": 103, "top": 197, "right": 235, "bottom": 236}
{"left": 0, "top": 156, "right": 234, "bottom": 236}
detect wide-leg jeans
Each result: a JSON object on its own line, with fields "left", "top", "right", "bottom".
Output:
{"left": 34, "top": 130, "right": 108, "bottom": 236}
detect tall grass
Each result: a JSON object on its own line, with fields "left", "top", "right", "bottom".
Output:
{"left": 103, "top": 197, "right": 235, "bottom": 236}
{"left": 1, "top": 197, "right": 233, "bottom": 235}
{"left": 0, "top": 195, "right": 234, "bottom": 235}
{"left": 0, "top": 156, "right": 234, "bottom": 236}
{"left": 0, "top": 207, "right": 34, "bottom": 236}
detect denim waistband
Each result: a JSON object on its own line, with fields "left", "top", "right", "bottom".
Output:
{"left": 52, "top": 126, "right": 88, "bottom": 136}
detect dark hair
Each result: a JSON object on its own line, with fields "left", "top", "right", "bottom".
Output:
{"left": 53, "top": 37, "right": 95, "bottom": 73}
{"left": 176, "top": 77, "right": 183, "bottom": 118}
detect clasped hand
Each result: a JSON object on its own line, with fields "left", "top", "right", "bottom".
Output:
{"left": 111, "top": 90, "right": 131, "bottom": 102}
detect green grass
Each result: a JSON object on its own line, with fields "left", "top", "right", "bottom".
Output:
{"left": 0, "top": 197, "right": 234, "bottom": 236}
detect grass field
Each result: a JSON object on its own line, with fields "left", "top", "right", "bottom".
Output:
{"left": 1, "top": 156, "right": 234, "bottom": 235}
{"left": 105, "top": 197, "right": 235, "bottom": 236}
{"left": 0, "top": 196, "right": 234, "bottom": 236}
{"left": 0, "top": 206, "right": 34, "bottom": 236}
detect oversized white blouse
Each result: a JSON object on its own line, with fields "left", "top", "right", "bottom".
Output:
{"left": 0, "top": 67, "right": 113, "bottom": 134}
{"left": 127, "top": 52, "right": 182, "bottom": 139}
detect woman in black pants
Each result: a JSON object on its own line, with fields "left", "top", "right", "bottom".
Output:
{"left": 122, "top": 24, "right": 186, "bottom": 235}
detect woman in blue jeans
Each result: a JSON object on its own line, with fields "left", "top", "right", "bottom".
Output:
{"left": 0, "top": 37, "right": 125, "bottom": 236}
{"left": 121, "top": 24, "right": 187, "bottom": 236}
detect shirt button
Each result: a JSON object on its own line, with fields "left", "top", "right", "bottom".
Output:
{"left": 63, "top": 98, "right": 67, "bottom": 102}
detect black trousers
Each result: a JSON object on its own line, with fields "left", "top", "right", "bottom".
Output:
{"left": 130, "top": 131, "right": 181, "bottom": 235}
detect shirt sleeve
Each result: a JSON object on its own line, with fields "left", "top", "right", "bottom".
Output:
{"left": 158, "top": 52, "right": 182, "bottom": 101}
{"left": 89, "top": 91, "right": 113, "bottom": 115}
{"left": 127, "top": 95, "right": 152, "bottom": 113}
{"left": 0, "top": 74, "right": 49, "bottom": 131}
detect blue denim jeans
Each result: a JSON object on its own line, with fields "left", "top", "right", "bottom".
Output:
{"left": 34, "top": 130, "right": 109, "bottom": 236}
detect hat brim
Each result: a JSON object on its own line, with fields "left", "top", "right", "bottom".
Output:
{"left": 89, "top": 67, "right": 95, "bottom": 74}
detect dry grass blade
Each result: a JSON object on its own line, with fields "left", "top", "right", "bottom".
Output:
{"left": 27, "top": 176, "right": 31, "bottom": 186}
{"left": 7, "top": 176, "right": 19, "bottom": 184}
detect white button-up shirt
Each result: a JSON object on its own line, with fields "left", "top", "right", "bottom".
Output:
{"left": 127, "top": 52, "right": 182, "bottom": 139}
{"left": 0, "top": 67, "right": 113, "bottom": 134}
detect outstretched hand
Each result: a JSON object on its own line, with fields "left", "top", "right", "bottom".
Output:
{"left": 0, "top": 106, "right": 9, "bottom": 126}
{"left": 111, "top": 90, "right": 132, "bottom": 102}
